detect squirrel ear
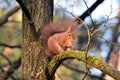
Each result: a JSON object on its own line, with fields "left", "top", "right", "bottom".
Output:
{"left": 66, "top": 26, "right": 71, "bottom": 32}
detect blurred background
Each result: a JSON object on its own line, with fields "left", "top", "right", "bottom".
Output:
{"left": 0, "top": 0, "right": 120, "bottom": 80}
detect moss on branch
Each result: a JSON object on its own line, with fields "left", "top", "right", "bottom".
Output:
{"left": 47, "top": 50, "right": 120, "bottom": 80}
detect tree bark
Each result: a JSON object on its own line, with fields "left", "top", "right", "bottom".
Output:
{"left": 22, "top": 0, "right": 53, "bottom": 80}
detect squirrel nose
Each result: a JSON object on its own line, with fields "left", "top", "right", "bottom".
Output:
{"left": 66, "top": 43, "right": 73, "bottom": 49}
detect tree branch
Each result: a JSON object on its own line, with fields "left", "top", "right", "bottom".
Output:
{"left": 47, "top": 50, "right": 120, "bottom": 80}
{"left": 0, "top": 42, "right": 21, "bottom": 49}
{"left": 0, "top": 53, "right": 12, "bottom": 65}
{"left": 0, "top": 58, "right": 21, "bottom": 80}
{"left": 76, "top": 0, "right": 104, "bottom": 22}
{"left": 62, "top": 63, "right": 105, "bottom": 80}
{"left": 16, "top": 0, "right": 32, "bottom": 21}
{"left": 0, "top": 6, "right": 20, "bottom": 26}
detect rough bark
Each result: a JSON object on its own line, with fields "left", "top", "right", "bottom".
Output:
{"left": 22, "top": 0, "right": 53, "bottom": 80}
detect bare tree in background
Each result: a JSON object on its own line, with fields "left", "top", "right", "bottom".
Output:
{"left": 0, "top": 0, "right": 120, "bottom": 80}
{"left": 105, "top": 3, "right": 120, "bottom": 80}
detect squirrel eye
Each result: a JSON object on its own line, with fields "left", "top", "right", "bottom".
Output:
{"left": 68, "top": 34, "right": 72, "bottom": 37}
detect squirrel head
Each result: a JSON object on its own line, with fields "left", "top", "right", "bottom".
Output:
{"left": 60, "top": 26, "right": 75, "bottom": 49}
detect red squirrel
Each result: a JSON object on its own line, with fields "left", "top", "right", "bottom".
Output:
{"left": 41, "top": 19, "right": 78, "bottom": 57}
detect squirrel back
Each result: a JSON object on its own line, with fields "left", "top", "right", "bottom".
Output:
{"left": 41, "top": 19, "right": 78, "bottom": 57}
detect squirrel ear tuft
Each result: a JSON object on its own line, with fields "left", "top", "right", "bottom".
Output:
{"left": 65, "top": 26, "right": 71, "bottom": 32}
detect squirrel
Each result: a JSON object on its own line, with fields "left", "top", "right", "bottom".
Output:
{"left": 41, "top": 19, "right": 78, "bottom": 57}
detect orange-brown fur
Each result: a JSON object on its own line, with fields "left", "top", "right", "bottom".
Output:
{"left": 41, "top": 19, "right": 78, "bottom": 57}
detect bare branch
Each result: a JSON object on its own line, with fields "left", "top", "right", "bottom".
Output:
{"left": 58, "top": 0, "right": 104, "bottom": 24}
{"left": 0, "top": 42, "right": 21, "bottom": 49}
{"left": 96, "top": 35, "right": 120, "bottom": 47}
{"left": 82, "top": 0, "right": 95, "bottom": 30}
{"left": 0, "top": 53, "right": 12, "bottom": 65}
{"left": 16, "top": 0, "right": 32, "bottom": 21}
{"left": 62, "top": 63, "right": 105, "bottom": 80}
{"left": 0, "top": 53, "right": 18, "bottom": 80}
{"left": 0, "top": 58, "right": 21, "bottom": 80}
{"left": 76, "top": 17, "right": 91, "bottom": 80}
{"left": 77, "top": 0, "right": 104, "bottom": 22}
{"left": 91, "top": 8, "right": 120, "bottom": 36}
{"left": 0, "top": 6, "right": 20, "bottom": 26}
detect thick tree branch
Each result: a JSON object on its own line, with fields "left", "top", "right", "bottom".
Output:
{"left": 0, "top": 42, "right": 21, "bottom": 49}
{"left": 16, "top": 0, "right": 32, "bottom": 21}
{"left": 47, "top": 50, "right": 120, "bottom": 80}
{"left": 76, "top": 0, "right": 104, "bottom": 22}
{"left": 0, "top": 6, "right": 20, "bottom": 26}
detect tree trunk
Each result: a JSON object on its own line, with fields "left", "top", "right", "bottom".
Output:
{"left": 22, "top": 0, "right": 53, "bottom": 80}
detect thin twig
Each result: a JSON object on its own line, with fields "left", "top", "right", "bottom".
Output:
{"left": 62, "top": 63, "right": 105, "bottom": 80}
{"left": 82, "top": 0, "right": 95, "bottom": 30}
{"left": 0, "top": 42, "right": 21, "bottom": 49}
{"left": 58, "top": 0, "right": 104, "bottom": 24}
{"left": 96, "top": 35, "right": 120, "bottom": 47}
{"left": 77, "top": 17, "right": 91, "bottom": 80}
{"left": 0, "top": 64, "right": 4, "bottom": 72}
{"left": 0, "top": 53, "right": 12, "bottom": 65}
{"left": 91, "top": 7, "right": 120, "bottom": 36}
{"left": 0, "top": 58, "right": 21, "bottom": 80}
{"left": 77, "top": 0, "right": 104, "bottom": 21}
